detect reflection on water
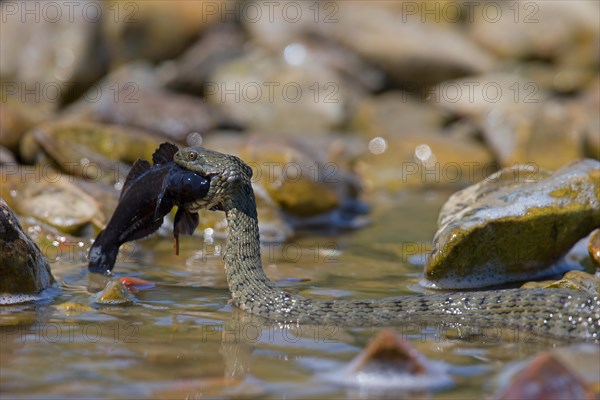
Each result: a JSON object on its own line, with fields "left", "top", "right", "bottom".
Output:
{"left": 0, "top": 192, "right": 592, "bottom": 398}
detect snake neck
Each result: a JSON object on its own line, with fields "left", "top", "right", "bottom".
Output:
{"left": 222, "top": 183, "right": 298, "bottom": 315}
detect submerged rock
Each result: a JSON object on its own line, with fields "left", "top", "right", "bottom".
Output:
{"left": 325, "top": 330, "right": 451, "bottom": 393}
{"left": 494, "top": 347, "right": 598, "bottom": 400}
{"left": 0, "top": 198, "right": 55, "bottom": 303}
{"left": 424, "top": 159, "right": 600, "bottom": 289}
{"left": 93, "top": 280, "right": 135, "bottom": 305}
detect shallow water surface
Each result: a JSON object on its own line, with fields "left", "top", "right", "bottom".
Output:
{"left": 0, "top": 192, "right": 591, "bottom": 399}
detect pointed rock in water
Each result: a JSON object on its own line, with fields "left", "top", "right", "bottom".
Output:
{"left": 494, "top": 349, "right": 597, "bottom": 400}
{"left": 0, "top": 198, "right": 55, "bottom": 303}
{"left": 93, "top": 280, "right": 135, "bottom": 305}
{"left": 423, "top": 159, "right": 600, "bottom": 289}
{"left": 325, "top": 330, "right": 452, "bottom": 393}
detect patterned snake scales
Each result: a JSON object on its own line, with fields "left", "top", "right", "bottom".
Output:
{"left": 174, "top": 146, "right": 599, "bottom": 341}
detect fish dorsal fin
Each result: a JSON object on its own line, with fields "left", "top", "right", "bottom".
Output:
{"left": 120, "top": 159, "right": 151, "bottom": 199}
{"left": 152, "top": 142, "right": 179, "bottom": 165}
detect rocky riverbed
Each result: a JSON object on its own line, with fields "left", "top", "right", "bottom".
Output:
{"left": 1, "top": 1, "right": 599, "bottom": 398}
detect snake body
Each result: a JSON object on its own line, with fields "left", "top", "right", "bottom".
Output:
{"left": 174, "top": 146, "right": 600, "bottom": 341}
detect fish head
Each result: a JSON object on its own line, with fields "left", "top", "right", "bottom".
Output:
{"left": 166, "top": 165, "right": 211, "bottom": 205}
{"left": 174, "top": 147, "right": 253, "bottom": 212}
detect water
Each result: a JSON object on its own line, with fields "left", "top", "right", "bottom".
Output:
{"left": 0, "top": 192, "right": 594, "bottom": 398}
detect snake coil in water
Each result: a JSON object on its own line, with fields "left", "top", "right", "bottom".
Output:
{"left": 173, "top": 146, "right": 599, "bottom": 341}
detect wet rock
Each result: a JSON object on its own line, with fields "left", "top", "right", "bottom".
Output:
{"left": 239, "top": 137, "right": 341, "bottom": 216}
{"left": 522, "top": 271, "right": 600, "bottom": 296}
{"left": 55, "top": 301, "right": 95, "bottom": 314}
{"left": 470, "top": 1, "right": 599, "bottom": 61}
{"left": 196, "top": 181, "right": 293, "bottom": 243}
{"left": 321, "top": 3, "right": 494, "bottom": 85}
{"left": 580, "top": 80, "right": 600, "bottom": 160}
{"left": 77, "top": 88, "right": 217, "bottom": 142}
{"left": 206, "top": 48, "right": 351, "bottom": 134}
{"left": 199, "top": 132, "right": 365, "bottom": 237}
{"left": 0, "top": 100, "right": 52, "bottom": 153}
{"left": 355, "top": 132, "right": 496, "bottom": 191}
{"left": 352, "top": 92, "right": 449, "bottom": 138}
{"left": 423, "top": 159, "right": 600, "bottom": 289}
{"left": 0, "top": 147, "right": 16, "bottom": 164}
{"left": 0, "top": 198, "right": 55, "bottom": 302}
{"left": 494, "top": 347, "right": 597, "bottom": 400}
{"left": 246, "top": 2, "right": 493, "bottom": 85}
{"left": 21, "top": 121, "right": 163, "bottom": 183}
{"left": 93, "top": 279, "right": 135, "bottom": 305}
{"left": 102, "top": 0, "right": 225, "bottom": 65}
{"left": 0, "top": 0, "right": 106, "bottom": 104}
{"left": 62, "top": 61, "right": 217, "bottom": 141}
{"left": 1, "top": 168, "right": 103, "bottom": 235}
{"left": 589, "top": 230, "right": 600, "bottom": 268}
{"left": 161, "top": 24, "right": 247, "bottom": 95}
{"left": 73, "top": 179, "right": 120, "bottom": 231}
{"left": 509, "top": 60, "right": 597, "bottom": 95}
{"left": 15, "top": 214, "right": 92, "bottom": 265}
{"left": 434, "top": 73, "right": 586, "bottom": 170}
{"left": 206, "top": 133, "right": 362, "bottom": 217}
{"left": 325, "top": 329, "right": 451, "bottom": 393}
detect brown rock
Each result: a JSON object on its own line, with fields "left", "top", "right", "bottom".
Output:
{"left": 495, "top": 351, "right": 595, "bottom": 400}
{"left": 589, "top": 229, "right": 600, "bottom": 268}
{"left": 0, "top": 198, "right": 55, "bottom": 298}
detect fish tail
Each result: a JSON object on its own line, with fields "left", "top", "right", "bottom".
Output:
{"left": 88, "top": 242, "right": 119, "bottom": 275}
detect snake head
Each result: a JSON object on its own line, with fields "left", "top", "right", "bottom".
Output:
{"left": 174, "top": 146, "right": 253, "bottom": 212}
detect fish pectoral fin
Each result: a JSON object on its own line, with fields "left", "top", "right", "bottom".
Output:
{"left": 154, "top": 178, "right": 174, "bottom": 221}
{"left": 174, "top": 209, "right": 199, "bottom": 236}
{"left": 120, "top": 159, "right": 151, "bottom": 199}
{"left": 152, "top": 142, "right": 179, "bottom": 165}
{"left": 173, "top": 209, "right": 200, "bottom": 255}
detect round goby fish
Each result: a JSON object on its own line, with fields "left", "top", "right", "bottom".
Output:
{"left": 88, "top": 143, "right": 209, "bottom": 274}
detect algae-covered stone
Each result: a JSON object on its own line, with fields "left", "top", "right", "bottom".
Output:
{"left": 423, "top": 159, "right": 600, "bottom": 289}
{"left": 0, "top": 198, "right": 55, "bottom": 302}
{"left": 22, "top": 121, "right": 163, "bottom": 184}
{"left": 522, "top": 271, "right": 600, "bottom": 295}
{"left": 1, "top": 168, "right": 102, "bottom": 235}
{"left": 93, "top": 280, "right": 135, "bottom": 305}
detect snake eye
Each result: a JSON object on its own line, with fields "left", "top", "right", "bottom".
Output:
{"left": 188, "top": 151, "right": 198, "bottom": 161}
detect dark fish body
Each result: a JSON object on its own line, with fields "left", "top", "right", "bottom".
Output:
{"left": 88, "top": 143, "right": 209, "bottom": 274}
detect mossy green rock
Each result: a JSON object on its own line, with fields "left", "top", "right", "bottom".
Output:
{"left": 0, "top": 198, "right": 55, "bottom": 303}
{"left": 423, "top": 159, "right": 600, "bottom": 289}
{"left": 93, "top": 280, "right": 135, "bottom": 305}
{"left": 522, "top": 271, "right": 600, "bottom": 296}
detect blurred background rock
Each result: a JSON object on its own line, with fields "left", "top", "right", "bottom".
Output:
{"left": 1, "top": 0, "right": 598, "bottom": 236}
